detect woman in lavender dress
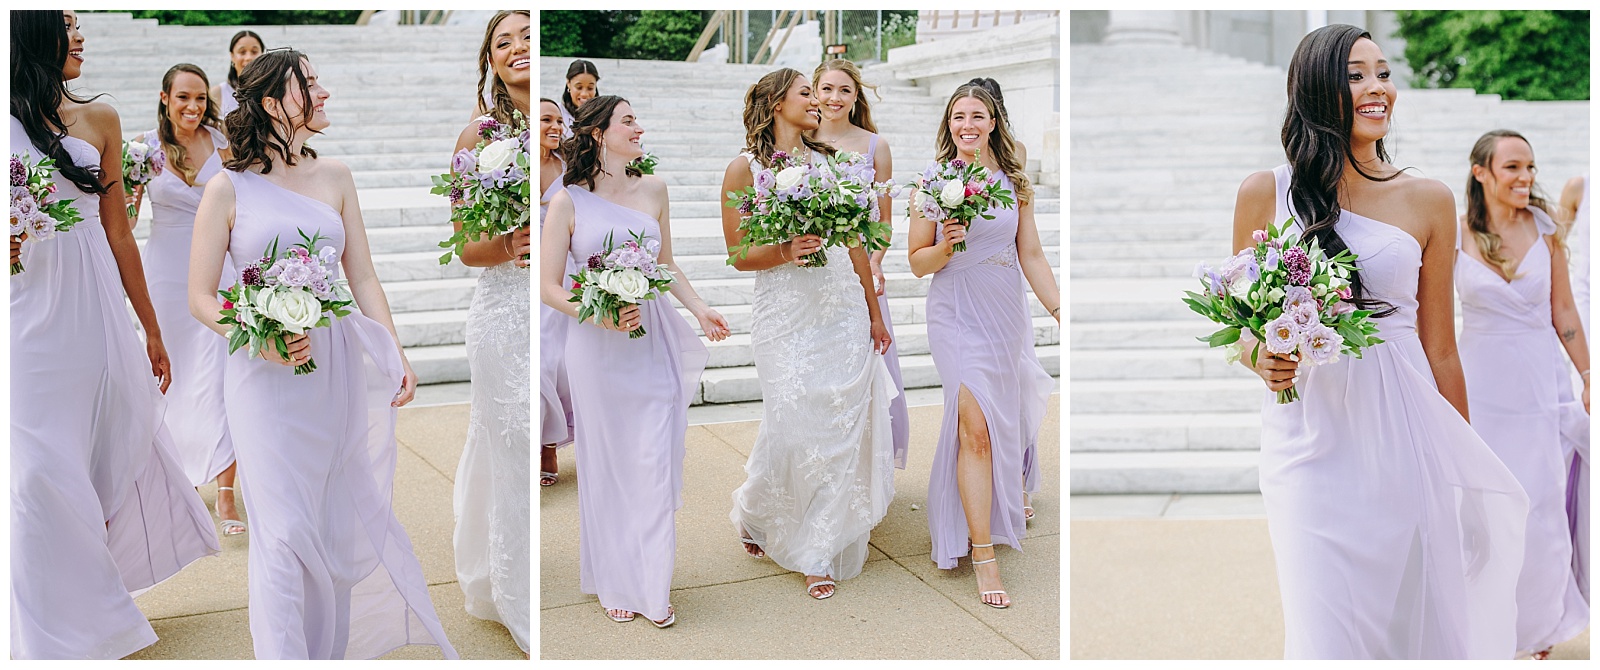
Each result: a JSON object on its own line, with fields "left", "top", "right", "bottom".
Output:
{"left": 540, "top": 95, "right": 726, "bottom": 626}
{"left": 811, "top": 58, "right": 910, "bottom": 468}
{"left": 10, "top": 10, "right": 218, "bottom": 659}
{"left": 209, "top": 30, "right": 262, "bottom": 121}
{"left": 189, "top": 49, "right": 455, "bottom": 659}
{"left": 539, "top": 97, "right": 573, "bottom": 486}
{"left": 1559, "top": 173, "right": 1591, "bottom": 602}
{"left": 908, "top": 84, "right": 1057, "bottom": 610}
{"left": 1235, "top": 27, "right": 1526, "bottom": 658}
{"left": 1456, "top": 130, "right": 1588, "bottom": 658}
{"left": 559, "top": 59, "right": 598, "bottom": 139}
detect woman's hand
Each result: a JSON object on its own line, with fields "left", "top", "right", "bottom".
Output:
{"left": 10, "top": 232, "right": 23, "bottom": 269}
{"left": 146, "top": 334, "right": 172, "bottom": 394}
{"left": 1243, "top": 340, "right": 1299, "bottom": 393}
{"left": 870, "top": 318, "right": 892, "bottom": 355}
{"left": 1583, "top": 375, "right": 1590, "bottom": 415}
{"left": 870, "top": 260, "right": 886, "bottom": 296}
{"left": 785, "top": 234, "right": 824, "bottom": 266}
{"left": 507, "top": 225, "right": 531, "bottom": 268}
{"left": 598, "top": 303, "right": 642, "bottom": 332}
{"left": 126, "top": 185, "right": 143, "bottom": 223}
{"left": 697, "top": 308, "right": 731, "bottom": 342}
{"left": 262, "top": 332, "right": 312, "bottom": 368}
{"left": 939, "top": 220, "right": 966, "bottom": 253}
{"left": 393, "top": 355, "right": 418, "bottom": 408}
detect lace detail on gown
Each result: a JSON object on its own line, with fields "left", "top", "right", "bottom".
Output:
{"left": 980, "top": 244, "right": 1019, "bottom": 268}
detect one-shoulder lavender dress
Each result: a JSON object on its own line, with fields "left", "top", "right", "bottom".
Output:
{"left": 565, "top": 185, "right": 707, "bottom": 621}
{"left": 220, "top": 169, "right": 456, "bottom": 659}
{"left": 1259, "top": 164, "right": 1528, "bottom": 659}
{"left": 924, "top": 172, "right": 1052, "bottom": 569}
{"left": 10, "top": 115, "right": 219, "bottom": 659}
{"left": 1457, "top": 207, "right": 1589, "bottom": 654}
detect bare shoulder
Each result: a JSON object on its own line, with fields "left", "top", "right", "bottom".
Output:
{"left": 723, "top": 154, "right": 753, "bottom": 183}
{"left": 454, "top": 119, "right": 483, "bottom": 151}
{"left": 72, "top": 100, "right": 120, "bottom": 149}
{"left": 639, "top": 173, "right": 668, "bottom": 196}
{"left": 1236, "top": 169, "right": 1276, "bottom": 207}
{"left": 1562, "top": 175, "right": 1586, "bottom": 204}
{"left": 1395, "top": 173, "right": 1454, "bottom": 206}
{"left": 546, "top": 187, "right": 574, "bottom": 217}
{"left": 314, "top": 156, "right": 354, "bottom": 183}
{"left": 202, "top": 168, "right": 235, "bottom": 193}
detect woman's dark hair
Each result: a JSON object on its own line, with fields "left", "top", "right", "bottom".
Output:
{"left": 1466, "top": 129, "right": 1556, "bottom": 279}
{"left": 966, "top": 77, "right": 1013, "bottom": 131}
{"left": 226, "top": 30, "right": 265, "bottom": 90}
{"left": 741, "top": 68, "right": 835, "bottom": 168}
{"left": 223, "top": 49, "right": 319, "bottom": 174}
{"left": 559, "top": 95, "right": 640, "bottom": 190}
{"left": 562, "top": 59, "right": 599, "bottom": 116}
{"left": 10, "top": 10, "right": 109, "bottom": 195}
{"left": 476, "top": 10, "right": 529, "bottom": 125}
{"left": 157, "top": 64, "right": 223, "bottom": 185}
{"left": 1282, "top": 24, "right": 1399, "bottom": 318}
{"left": 539, "top": 97, "right": 563, "bottom": 160}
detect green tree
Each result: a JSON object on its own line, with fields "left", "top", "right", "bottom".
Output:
{"left": 540, "top": 10, "right": 630, "bottom": 58}
{"left": 89, "top": 10, "right": 366, "bottom": 26}
{"left": 1395, "top": 10, "right": 1589, "bottom": 101}
{"left": 613, "top": 10, "right": 706, "bottom": 61}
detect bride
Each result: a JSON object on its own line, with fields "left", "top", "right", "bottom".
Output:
{"left": 722, "top": 67, "right": 897, "bottom": 600}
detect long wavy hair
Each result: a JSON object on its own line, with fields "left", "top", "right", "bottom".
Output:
{"left": 539, "top": 97, "right": 563, "bottom": 161}
{"left": 1283, "top": 24, "right": 1401, "bottom": 317}
{"left": 935, "top": 84, "right": 1031, "bottom": 205}
{"left": 1466, "top": 129, "right": 1557, "bottom": 279}
{"left": 812, "top": 58, "right": 877, "bottom": 133}
{"left": 223, "top": 49, "right": 319, "bottom": 174}
{"left": 476, "top": 10, "right": 529, "bottom": 125}
{"left": 966, "top": 77, "right": 1014, "bottom": 133}
{"left": 226, "top": 30, "right": 264, "bottom": 90}
{"left": 157, "top": 64, "right": 223, "bottom": 186}
{"left": 562, "top": 59, "right": 599, "bottom": 116}
{"left": 742, "top": 68, "right": 835, "bottom": 168}
{"left": 559, "top": 95, "right": 640, "bottom": 190}
{"left": 10, "top": 10, "right": 109, "bottom": 195}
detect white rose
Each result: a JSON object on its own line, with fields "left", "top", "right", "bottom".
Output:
{"left": 938, "top": 180, "right": 965, "bottom": 208}
{"left": 775, "top": 166, "right": 807, "bottom": 191}
{"left": 607, "top": 268, "right": 650, "bottom": 302}
{"left": 911, "top": 189, "right": 925, "bottom": 210}
{"left": 257, "top": 286, "right": 323, "bottom": 333}
{"left": 126, "top": 141, "right": 149, "bottom": 162}
{"left": 477, "top": 138, "right": 518, "bottom": 172}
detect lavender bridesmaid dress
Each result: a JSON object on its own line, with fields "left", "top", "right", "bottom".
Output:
{"left": 864, "top": 134, "right": 910, "bottom": 467}
{"left": 1567, "top": 175, "right": 1591, "bottom": 604}
{"left": 138, "top": 127, "right": 236, "bottom": 486}
{"left": 1259, "top": 164, "right": 1528, "bottom": 659}
{"left": 219, "top": 169, "right": 456, "bottom": 659}
{"left": 10, "top": 116, "right": 219, "bottom": 659}
{"left": 539, "top": 163, "right": 573, "bottom": 446}
{"left": 564, "top": 185, "right": 707, "bottom": 621}
{"left": 924, "top": 172, "right": 1051, "bottom": 569}
{"left": 1457, "top": 207, "right": 1589, "bottom": 654}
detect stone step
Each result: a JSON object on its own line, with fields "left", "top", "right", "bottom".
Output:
{"left": 405, "top": 343, "right": 470, "bottom": 384}
{"left": 1071, "top": 278, "right": 1204, "bottom": 323}
{"left": 393, "top": 309, "right": 468, "bottom": 348}
{"left": 383, "top": 277, "right": 481, "bottom": 315}
{"left": 1071, "top": 347, "right": 1251, "bottom": 382}
{"left": 1072, "top": 257, "right": 1207, "bottom": 279}
{"left": 1070, "top": 450, "right": 1260, "bottom": 495}
{"left": 1071, "top": 318, "right": 1217, "bottom": 351}
{"left": 1071, "top": 378, "right": 1263, "bottom": 415}
{"left": 376, "top": 251, "right": 483, "bottom": 283}
{"left": 1071, "top": 413, "right": 1260, "bottom": 453}
{"left": 696, "top": 345, "right": 1060, "bottom": 405}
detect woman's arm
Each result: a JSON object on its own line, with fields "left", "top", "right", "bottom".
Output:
{"left": 867, "top": 138, "right": 894, "bottom": 292}
{"left": 539, "top": 190, "right": 584, "bottom": 321}
{"left": 449, "top": 122, "right": 524, "bottom": 268}
{"left": 721, "top": 155, "right": 811, "bottom": 271}
{"left": 1015, "top": 201, "right": 1060, "bottom": 323}
{"left": 907, "top": 209, "right": 960, "bottom": 277}
{"left": 1412, "top": 179, "right": 1470, "bottom": 420}
{"left": 649, "top": 177, "right": 730, "bottom": 341}
{"left": 848, "top": 244, "right": 892, "bottom": 353}
{"left": 331, "top": 159, "right": 417, "bottom": 406}
{"left": 189, "top": 170, "right": 235, "bottom": 338}
{"left": 90, "top": 103, "right": 170, "bottom": 390}
{"left": 1231, "top": 170, "right": 1298, "bottom": 391}
{"left": 1549, "top": 233, "right": 1589, "bottom": 409}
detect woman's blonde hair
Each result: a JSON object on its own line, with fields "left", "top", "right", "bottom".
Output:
{"left": 812, "top": 58, "right": 878, "bottom": 133}
{"left": 935, "top": 84, "right": 1031, "bottom": 205}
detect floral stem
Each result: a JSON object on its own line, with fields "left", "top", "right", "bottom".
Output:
{"left": 293, "top": 358, "right": 318, "bottom": 375}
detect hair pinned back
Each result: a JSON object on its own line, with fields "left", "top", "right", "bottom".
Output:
{"left": 223, "top": 48, "right": 319, "bottom": 174}
{"left": 226, "top": 30, "right": 265, "bottom": 90}
{"left": 559, "top": 95, "right": 640, "bottom": 191}
{"left": 741, "top": 68, "right": 835, "bottom": 168}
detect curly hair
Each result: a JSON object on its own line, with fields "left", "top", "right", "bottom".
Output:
{"left": 475, "top": 10, "right": 529, "bottom": 126}
{"left": 1466, "top": 129, "right": 1556, "bottom": 279}
{"left": 156, "top": 64, "right": 223, "bottom": 185}
{"left": 935, "top": 84, "right": 1031, "bottom": 205}
{"left": 223, "top": 49, "right": 320, "bottom": 174}
{"left": 813, "top": 59, "right": 878, "bottom": 134}
{"left": 559, "top": 95, "right": 640, "bottom": 191}
{"left": 10, "top": 10, "right": 109, "bottom": 194}
{"left": 742, "top": 68, "right": 834, "bottom": 168}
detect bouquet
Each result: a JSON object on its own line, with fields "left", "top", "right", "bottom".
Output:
{"left": 629, "top": 150, "right": 659, "bottom": 175}
{"left": 10, "top": 154, "right": 85, "bottom": 275}
{"left": 724, "top": 150, "right": 893, "bottom": 268}
{"left": 905, "top": 148, "right": 1015, "bottom": 253}
{"left": 218, "top": 229, "right": 354, "bottom": 375}
{"left": 121, "top": 139, "right": 165, "bottom": 219}
{"left": 1183, "top": 217, "right": 1385, "bottom": 403}
{"left": 568, "top": 229, "right": 674, "bottom": 338}
{"left": 434, "top": 111, "right": 531, "bottom": 265}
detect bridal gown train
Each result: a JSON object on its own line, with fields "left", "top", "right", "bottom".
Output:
{"left": 1457, "top": 207, "right": 1589, "bottom": 654}
{"left": 10, "top": 115, "right": 219, "bottom": 660}
{"left": 1258, "top": 164, "right": 1529, "bottom": 659}
{"left": 220, "top": 169, "right": 456, "bottom": 659}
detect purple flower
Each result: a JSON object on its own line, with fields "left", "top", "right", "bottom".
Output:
{"left": 1263, "top": 314, "right": 1301, "bottom": 355}
{"left": 951, "top": 159, "right": 966, "bottom": 170}
{"left": 452, "top": 149, "right": 477, "bottom": 175}
{"left": 1252, "top": 229, "right": 1268, "bottom": 244}
{"left": 737, "top": 200, "right": 753, "bottom": 214}
{"left": 1281, "top": 285, "right": 1315, "bottom": 313}
{"left": 1283, "top": 246, "right": 1311, "bottom": 285}
{"left": 1329, "top": 299, "right": 1355, "bottom": 316}
{"left": 1262, "top": 246, "right": 1280, "bottom": 272}
{"left": 770, "top": 151, "right": 788, "bottom": 164}
{"left": 1207, "top": 271, "right": 1224, "bottom": 296}
{"left": 1301, "top": 323, "right": 1342, "bottom": 365}
{"left": 1288, "top": 301, "right": 1318, "bottom": 329}
{"left": 755, "top": 170, "right": 775, "bottom": 192}
{"left": 478, "top": 118, "right": 502, "bottom": 138}
{"left": 10, "top": 157, "right": 24, "bottom": 187}
{"left": 586, "top": 253, "right": 605, "bottom": 270}
{"left": 241, "top": 265, "right": 264, "bottom": 287}
{"left": 449, "top": 186, "right": 465, "bottom": 203}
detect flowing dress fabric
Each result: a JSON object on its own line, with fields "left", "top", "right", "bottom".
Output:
{"left": 452, "top": 123, "right": 532, "bottom": 650}
{"left": 539, "top": 163, "right": 574, "bottom": 446}
{"left": 220, "top": 81, "right": 238, "bottom": 116}
{"left": 1259, "top": 164, "right": 1529, "bottom": 659}
{"left": 565, "top": 185, "right": 707, "bottom": 621}
{"left": 924, "top": 172, "right": 1051, "bottom": 570}
{"left": 864, "top": 134, "right": 910, "bottom": 467}
{"left": 728, "top": 153, "right": 898, "bottom": 582}
{"left": 9, "top": 116, "right": 219, "bottom": 660}
{"left": 221, "top": 170, "right": 456, "bottom": 659}
{"left": 139, "top": 127, "right": 237, "bottom": 486}
{"left": 1568, "top": 175, "right": 1591, "bottom": 604}
{"left": 1457, "top": 208, "right": 1590, "bottom": 652}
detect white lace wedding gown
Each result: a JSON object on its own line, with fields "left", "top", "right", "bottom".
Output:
{"left": 728, "top": 152, "right": 898, "bottom": 582}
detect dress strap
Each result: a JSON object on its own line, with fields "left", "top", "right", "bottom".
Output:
{"left": 865, "top": 133, "right": 879, "bottom": 163}
{"left": 1271, "top": 164, "right": 1295, "bottom": 231}
{"left": 1529, "top": 205, "right": 1558, "bottom": 236}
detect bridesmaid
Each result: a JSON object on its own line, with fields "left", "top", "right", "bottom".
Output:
{"left": 10, "top": 10, "right": 218, "bottom": 659}
{"left": 209, "top": 29, "right": 263, "bottom": 119}
{"left": 128, "top": 63, "right": 245, "bottom": 536}
{"left": 1559, "top": 172, "right": 1591, "bottom": 603}
{"left": 811, "top": 57, "right": 910, "bottom": 469}
{"left": 908, "top": 84, "right": 1057, "bottom": 609}
{"left": 540, "top": 95, "right": 726, "bottom": 627}
{"left": 451, "top": 8, "right": 531, "bottom": 655}
{"left": 539, "top": 96, "right": 574, "bottom": 486}
{"left": 560, "top": 59, "right": 599, "bottom": 137}
{"left": 1235, "top": 26, "right": 1527, "bottom": 659}
{"left": 1456, "top": 130, "right": 1589, "bottom": 659}
{"left": 965, "top": 77, "right": 1028, "bottom": 177}
{"left": 188, "top": 48, "right": 457, "bottom": 659}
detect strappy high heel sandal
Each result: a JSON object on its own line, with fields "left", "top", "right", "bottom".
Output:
{"left": 737, "top": 528, "right": 765, "bottom": 558}
{"left": 604, "top": 607, "right": 635, "bottom": 623}
{"left": 806, "top": 577, "right": 836, "bottom": 600}
{"left": 216, "top": 486, "right": 247, "bottom": 536}
{"left": 971, "top": 542, "right": 1010, "bottom": 609}
{"left": 650, "top": 606, "right": 676, "bottom": 628}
